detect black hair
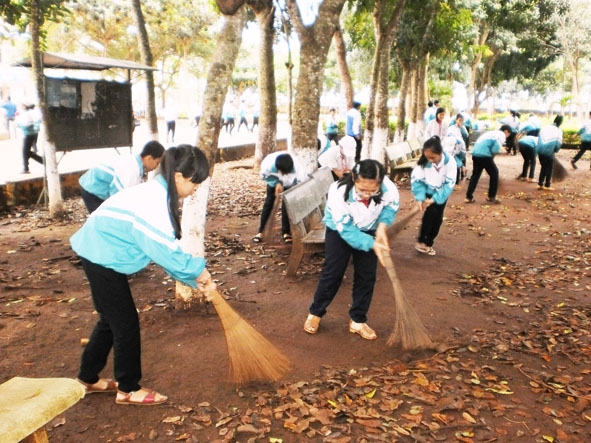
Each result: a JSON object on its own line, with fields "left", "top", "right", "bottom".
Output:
{"left": 338, "top": 159, "right": 385, "bottom": 204}
{"left": 427, "top": 101, "right": 433, "bottom": 107}
{"left": 417, "top": 136, "right": 443, "bottom": 167}
{"left": 140, "top": 140, "right": 165, "bottom": 159}
{"left": 160, "top": 145, "right": 210, "bottom": 239}
{"left": 553, "top": 114, "right": 563, "bottom": 127}
{"left": 275, "top": 153, "right": 294, "bottom": 174}
{"left": 353, "top": 101, "right": 361, "bottom": 109}
{"left": 456, "top": 113, "right": 463, "bottom": 121}
{"left": 329, "top": 108, "right": 336, "bottom": 112}
{"left": 499, "top": 124, "right": 512, "bottom": 133}
{"left": 434, "top": 100, "right": 440, "bottom": 105}
{"left": 435, "top": 107, "right": 445, "bottom": 120}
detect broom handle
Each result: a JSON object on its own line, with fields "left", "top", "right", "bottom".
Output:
{"left": 261, "top": 192, "right": 282, "bottom": 239}
{"left": 386, "top": 206, "right": 420, "bottom": 242}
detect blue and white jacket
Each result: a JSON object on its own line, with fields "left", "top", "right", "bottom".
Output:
{"left": 70, "top": 176, "right": 206, "bottom": 288}
{"left": 323, "top": 177, "right": 399, "bottom": 252}
{"left": 536, "top": 125, "right": 562, "bottom": 156}
{"left": 578, "top": 119, "right": 591, "bottom": 143}
{"left": 471, "top": 130, "right": 506, "bottom": 158}
{"left": 518, "top": 135, "right": 538, "bottom": 150}
{"left": 260, "top": 151, "right": 308, "bottom": 188}
{"left": 411, "top": 152, "right": 457, "bottom": 205}
{"left": 79, "top": 154, "right": 144, "bottom": 200}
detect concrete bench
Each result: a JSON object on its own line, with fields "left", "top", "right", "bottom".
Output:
{"left": 282, "top": 167, "right": 334, "bottom": 276}
{"left": 0, "top": 377, "right": 85, "bottom": 443}
{"left": 385, "top": 140, "right": 419, "bottom": 173}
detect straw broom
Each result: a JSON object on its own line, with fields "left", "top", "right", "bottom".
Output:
{"left": 552, "top": 157, "right": 568, "bottom": 182}
{"left": 208, "top": 289, "right": 291, "bottom": 383}
{"left": 382, "top": 207, "right": 434, "bottom": 350}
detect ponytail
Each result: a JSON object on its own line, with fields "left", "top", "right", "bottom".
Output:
{"left": 160, "top": 145, "right": 209, "bottom": 239}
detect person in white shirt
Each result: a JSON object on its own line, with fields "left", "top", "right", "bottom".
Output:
{"left": 318, "top": 135, "right": 357, "bottom": 181}
{"left": 424, "top": 107, "right": 446, "bottom": 140}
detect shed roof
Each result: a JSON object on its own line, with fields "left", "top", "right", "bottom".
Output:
{"left": 14, "top": 52, "right": 158, "bottom": 72}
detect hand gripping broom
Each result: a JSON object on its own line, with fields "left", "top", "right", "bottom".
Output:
{"left": 384, "top": 207, "right": 434, "bottom": 350}
{"left": 208, "top": 289, "right": 291, "bottom": 383}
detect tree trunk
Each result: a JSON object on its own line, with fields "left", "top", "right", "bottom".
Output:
{"left": 364, "top": 0, "right": 407, "bottom": 161}
{"left": 287, "top": 0, "right": 346, "bottom": 173}
{"left": 131, "top": 0, "right": 158, "bottom": 139}
{"left": 394, "top": 62, "right": 410, "bottom": 143}
{"left": 175, "top": 7, "right": 247, "bottom": 304}
{"left": 249, "top": 0, "right": 278, "bottom": 169}
{"left": 30, "top": 0, "right": 64, "bottom": 218}
{"left": 333, "top": 25, "right": 354, "bottom": 110}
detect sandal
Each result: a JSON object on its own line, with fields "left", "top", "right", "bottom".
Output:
{"left": 415, "top": 244, "right": 436, "bottom": 256}
{"left": 349, "top": 320, "right": 377, "bottom": 340}
{"left": 464, "top": 197, "right": 475, "bottom": 203}
{"left": 282, "top": 233, "right": 293, "bottom": 243}
{"left": 116, "top": 387, "right": 168, "bottom": 406}
{"left": 304, "top": 314, "right": 321, "bottom": 334}
{"left": 76, "top": 378, "right": 118, "bottom": 395}
{"left": 252, "top": 233, "right": 263, "bottom": 243}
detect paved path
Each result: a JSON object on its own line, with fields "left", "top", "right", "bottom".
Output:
{"left": 0, "top": 118, "right": 291, "bottom": 185}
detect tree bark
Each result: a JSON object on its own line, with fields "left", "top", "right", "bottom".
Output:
{"left": 333, "top": 25, "right": 354, "bottom": 110}
{"left": 176, "top": 7, "right": 247, "bottom": 304}
{"left": 394, "top": 61, "right": 410, "bottom": 143}
{"left": 30, "top": 0, "right": 64, "bottom": 218}
{"left": 248, "top": 0, "right": 278, "bottom": 170}
{"left": 287, "top": 0, "right": 346, "bottom": 173}
{"left": 131, "top": 0, "right": 158, "bottom": 139}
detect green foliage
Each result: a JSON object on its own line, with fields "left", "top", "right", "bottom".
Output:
{"left": 562, "top": 129, "right": 580, "bottom": 145}
{"left": 0, "top": 0, "right": 71, "bottom": 32}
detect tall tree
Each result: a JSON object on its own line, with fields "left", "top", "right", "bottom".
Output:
{"left": 248, "top": 0, "right": 278, "bottom": 169}
{"left": 175, "top": 6, "right": 247, "bottom": 303}
{"left": 287, "top": 0, "right": 347, "bottom": 172}
{"left": 131, "top": 0, "right": 158, "bottom": 139}
{"left": 332, "top": 24, "right": 354, "bottom": 109}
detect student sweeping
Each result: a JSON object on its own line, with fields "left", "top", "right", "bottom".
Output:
{"left": 79, "top": 140, "right": 165, "bottom": 213}
{"left": 71, "top": 145, "right": 216, "bottom": 406}
{"left": 411, "top": 136, "right": 457, "bottom": 256}
{"left": 536, "top": 115, "right": 563, "bottom": 191}
{"left": 252, "top": 151, "right": 308, "bottom": 243}
{"left": 304, "top": 159, "right": 400, "bottom": 340}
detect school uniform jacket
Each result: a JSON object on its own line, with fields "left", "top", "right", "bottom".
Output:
{"left": 577, "top": 119, "right": 591, "bottom": 143}
{"left": 318, "top": 144, "right": 356, "bottom": 172}
{"left": 323, "top": 177, "right": 399, "bottom": 252}
{"left": 411, "top": 152, "right": 457, "bottom": 205}
{"left": 471, "top": 130, "right": 506, "bottom": 158}
{"left": 536, "top": 125, "right": 562, "bottom": 156}
{"left": 70, "top": 175, "right": 206, "bottom": 288}
{"left": 260, "top": 151, "right": 308, "bottom": 188}
{"left": 79, "top": 154, "right": 144, "bottom": 200}
{"left": 518, "top": 135, "right": 538, "bottom": 150}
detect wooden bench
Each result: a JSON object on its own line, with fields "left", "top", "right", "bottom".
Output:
{"left": 282, "top": 167, "right": 334, "bottom": 276}
{"left": 0, "top": 377, "right": 85, "bottom": 443}
{"left": 385, "top": 140, "right": 420, "bottom": 174}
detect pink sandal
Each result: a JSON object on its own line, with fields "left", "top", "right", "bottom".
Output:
{"left": 116, "top": 387, "right": 168, "bottom": 406}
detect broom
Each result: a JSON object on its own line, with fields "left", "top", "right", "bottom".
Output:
{"left": 260, "top": 193, "right": 282, "bottom": 242}
{"left": 552, "top": 157, "right": 568, "bottom": 182}
{"left": 382, "top": 206, "right": 434, "bottom": 350}
{"left": 208, "top": 289, "right": 291, "bottom": 383}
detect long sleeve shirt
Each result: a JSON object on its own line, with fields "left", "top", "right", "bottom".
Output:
{"left": 79, "top": 154, "right": 144, "bottom": 200}
{"left": 471, "top": 130, "right": 506, "bottom": 158}
{"left": 323, "top": 177, "right": 399, "bottom": 251}
{"left": 260, "top": 151, "right": 309, "bottom": 188}
{"left": 537, "top": 125, "right": 562, "bottom": 156}
{"left": 411, "top": 152, "right": 457, "bottom": 205}
{"left": 70, "top": 176, "right": 206, "bottom": 288}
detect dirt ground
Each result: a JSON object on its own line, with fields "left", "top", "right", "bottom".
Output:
{"left": 1, "top": 151, "right": 590, "bottom": 443}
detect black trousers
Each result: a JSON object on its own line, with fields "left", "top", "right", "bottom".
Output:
{"left": 418, "top": 200, "right": 447, "bottom": 247}
{"left": 166, "top": 120, "right": 176, "bottom": 142}
{"left": 77, "top": 258, "right": 142, "bottom": 393}
{"left": 573, "top": 141, "right": 591, "bottom": 163}
{"left": 22, "top": 133, "right": 42, "bottom": 171}
{"left": 466, "top": 156, "right": 499, "bottom": 200}
{"left": 80, "top": 188, "right": 105, "bottom": 214}
{"left": 309, "top": 228, "right": 377, "bottom": 323}
{"left": 258, "top": 185, "right": 290, "bottom": 235}
{"left": 518, "top": 144, "right": 536, "bottom": 179}
{"left": 538, "top": 154, "right": 554, "bottom": 188}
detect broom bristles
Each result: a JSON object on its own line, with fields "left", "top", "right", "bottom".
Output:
{"left": 382, "top": 255, "right": 434, "bottom": 350}
{"left": 552, "top": 158, "right": 568, "bottom": 182}
{"left": 209, "top": 290, "right": 291, "bottom": 383}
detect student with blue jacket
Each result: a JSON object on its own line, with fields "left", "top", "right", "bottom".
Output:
{"left": 71, "top": 145, "right": 216, "bottom": 406}
{"left": 465, "top": 125, "right": 512, "bottom": 204}
{"left": 537, "top": 115, "right": 563, "bottom": 191}
{"left": 79, "top": 140, "right": 164, "bottom": 213}
{"left": 571, "top": 110, "right": 591, "bottom": 170}
{"left": 304, "top": 160, "right": 399, "bottom": 340}
{"left": 411, "top": 136, "right": 457, "bottom": 256}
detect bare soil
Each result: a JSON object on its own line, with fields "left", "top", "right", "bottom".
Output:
{"left": 1, "top": 152, "right": 590, "bottom": 443}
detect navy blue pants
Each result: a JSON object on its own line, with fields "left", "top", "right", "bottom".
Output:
{"left": 418, "top": 200, "right": 447, "bottom": 247}
{"left": 538, "top": 154, "right": 554, "bottom": 188}
{"left": 309, "top": 228, "right": 377, "bottom": 323}
{"left": 258, "top": 185, "right": 290, "bottom": 235}
{"left": 466, "top": 156, "right": 499, "bottom": 200}
{"left": 77, "top": 258, "right": 142, "bottom": 393}
{"left": 518, "top": 144, "right": 536, "bottom": 179}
